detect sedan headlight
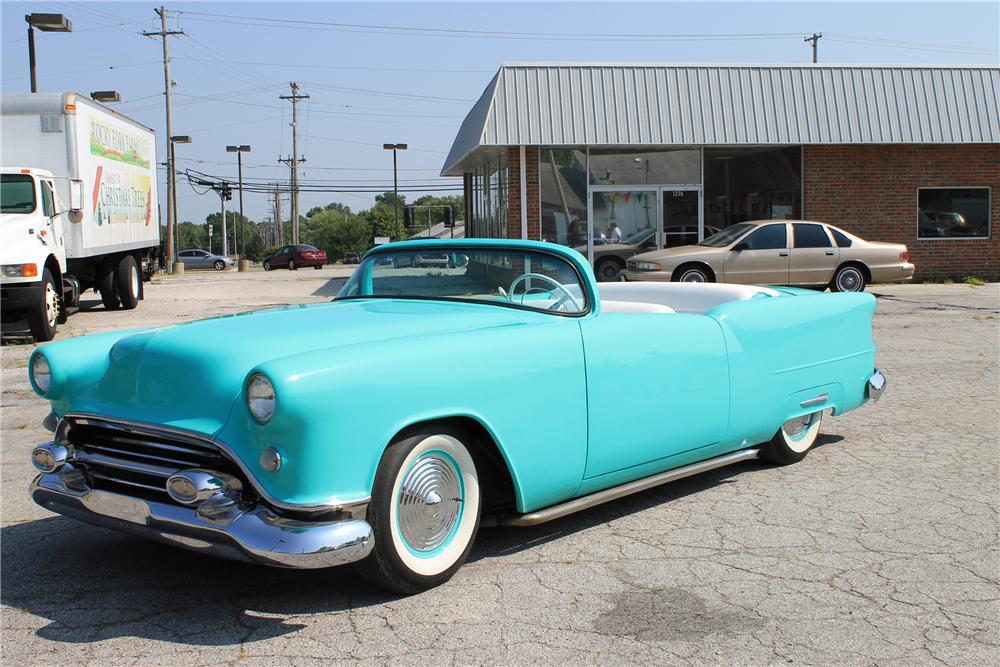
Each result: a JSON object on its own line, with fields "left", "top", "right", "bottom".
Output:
{"left": 247, "top": 373, "right": 276, "bottom": 424}
{"left": 31, "top": 353, "right": 51, "bottom": 395}
{"left": 635, "top": 261, "right": 662, "bottom": 271}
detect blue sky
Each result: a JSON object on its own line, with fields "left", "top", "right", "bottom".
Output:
{"left": 2, "top": 1, "right": 997, "bottom": 225}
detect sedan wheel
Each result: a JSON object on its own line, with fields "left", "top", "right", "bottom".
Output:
{"left": 761, "top": 411, "right": 823, "bottom": 465}
{"left": 676, "top": 266, "right": 712, "bottom": 283}
{"left": 356, "top": 428, "right": 481, "bottom": 594}
{"left": 831, "top": 265, "right": 866, "bottom": 292}
{"left": 595, "top": 259, "right": 623, "bottom": 282}
{"left": 288, "top": 260, "right": 296, "bottom": 270}
{"left": 214, "top": 260, "right": 225, "bottom": 271}
{"left": 263, "top": 261, "right": 271, "bottom": 271}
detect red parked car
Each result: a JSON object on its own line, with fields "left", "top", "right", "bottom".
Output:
{"left": 262, "top": 244, "right": 327, "bottom": 271}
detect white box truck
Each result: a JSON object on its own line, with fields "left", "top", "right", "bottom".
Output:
{"left": 1, "top": 92, "right": 160, "bottom": 340}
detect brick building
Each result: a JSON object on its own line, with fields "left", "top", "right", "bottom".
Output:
{"left": 442, "top": 64, "right": 999, "bottom": 280}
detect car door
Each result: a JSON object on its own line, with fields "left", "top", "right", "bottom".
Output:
{"left": 722, "top": 223, "right": 790, "bottom": 285}
{"left": 178, "top": 250, "right": 194, "bottom": 266}
{"left": 579, "top": 313, "right": 730, "bottom": 479}
{"left": 789, "top": 223, "right": 839, "bottom": 285}
{"left": 194, "top": 250, "right": 212, "bottom": 268}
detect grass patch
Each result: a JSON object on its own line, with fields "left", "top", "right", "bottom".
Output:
{"left": 963, "top": 275, "right": 986, "bottom": 286}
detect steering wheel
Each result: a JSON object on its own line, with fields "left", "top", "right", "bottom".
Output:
{"left": 507, "top": 273, "right": 582, "bottom": 312}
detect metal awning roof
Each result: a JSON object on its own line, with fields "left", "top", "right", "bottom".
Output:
{"left": 442, "top": 63, "right": 1000, "bottom": 175}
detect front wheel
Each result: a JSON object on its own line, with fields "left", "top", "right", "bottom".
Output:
{"left": 356, "top": 427, "right": 481, "bottom": 594}
{"left": 27, "top": 268, "right": 60, "bottom": 342}
{"left": 831, "top": 265, "right": 867, "bottom": 292}
{"left": 214, "top": 260, "right": 226, "bottom": 271}
{"left": 263, "top": 261, "right": 271, "bottom": 271}
{"left": 673, "top": 264, "right": 714, "bottom": 283}
{"left": 760, "top": 411, "right": 823, "bottom": 465}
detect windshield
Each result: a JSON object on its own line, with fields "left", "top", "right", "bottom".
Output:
{"left": 338, "top": 247, "right": 589, "bottom": 314}
{"left": 0, "top": 174, "right": 37, "bottom": 214}
{"left": 699, "top": 223, "right": 755, "bottom": 247}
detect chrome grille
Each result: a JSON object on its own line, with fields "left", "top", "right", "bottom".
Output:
{"left": 63, "top": 417, "right": 247, "bottom": 504}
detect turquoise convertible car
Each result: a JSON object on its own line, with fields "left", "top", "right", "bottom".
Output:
{"left": 27, "top": 239, "right": 886, "bottom": 593}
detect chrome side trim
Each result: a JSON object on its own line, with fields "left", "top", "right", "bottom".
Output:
{"left": 484, "top": 447, "right": 761, "bottom": 528}
{"left": 31, "top": 467, "right": 374, "bottom": 569}
{"left": 64, "top": 413, "right": 371, "bottom": 515}
{"left": 800, "top": 393, "right": 829, "bottom": 408}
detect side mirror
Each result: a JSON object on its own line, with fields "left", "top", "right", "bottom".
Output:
{"left": 68, "top": 180, "right": 84, "bottom": 223}
{"left": 731, "top": 242, "right": 748, "bottom": 252}
{"left": 67, "top": 210, "right": 83, "bottom": 224}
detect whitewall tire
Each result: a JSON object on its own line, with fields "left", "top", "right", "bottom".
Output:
{"left": 357, "top": 427, "right": 481, "bottom": 593}
{"left": 761, "top": 411, "right": 823, "bottom": 464}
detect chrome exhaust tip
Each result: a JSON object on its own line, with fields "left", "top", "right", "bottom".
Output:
{"left": 868, "top": 368, "right": 887, "bottom": 403}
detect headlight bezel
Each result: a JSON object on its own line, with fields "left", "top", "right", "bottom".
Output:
{"left": 246, "top": 372, "right": 276, "bottom": 424}
{"left": 30, "top": 353, "right": 51, "bottom": 395}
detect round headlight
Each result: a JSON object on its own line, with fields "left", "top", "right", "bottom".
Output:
{"left": 247, "top": 373, "right": 276, "bottom": 424}
{"left": 31, "top": 354, "right": 51, "bottom": 395}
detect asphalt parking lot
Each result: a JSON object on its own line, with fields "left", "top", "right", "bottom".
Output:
{"left": 2, "top": 270, "right": 998, "bottom": 665}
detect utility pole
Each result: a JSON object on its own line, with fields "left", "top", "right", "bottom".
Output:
{"left": 144, "top": 7, "right": 184, "bottom": 273}
{"left": 279, "top": 82, "right": 309, "bottom": 244}
{"left": 804, "top": 33, "right": 822, "bottom": 63}
{"left": 272, "top": 185, "right": 283, "bottom": 245}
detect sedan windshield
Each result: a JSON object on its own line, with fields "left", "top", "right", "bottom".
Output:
{"left": 699, "top": 223, "right": 755, "bottom": 247}
{"left": 338, "top": 247, "right": 589, "bottom": 314}
{"left": 0, "top": 174, "right": 37, "bottom": 214}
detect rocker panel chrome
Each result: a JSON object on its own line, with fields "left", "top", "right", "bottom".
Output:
{"left": 31, "top": 467, "right": 374, "bottom": 569}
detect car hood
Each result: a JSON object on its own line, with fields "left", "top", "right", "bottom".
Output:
{"left": 632, "top": 244, "right": 721, "bottom": 265}
{"left": 51, "top": 299, "right": 539, "bottom": 435}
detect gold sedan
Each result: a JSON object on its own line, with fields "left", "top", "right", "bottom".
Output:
{"left": 622, "top": 220, "right": 915, "bottom": 292}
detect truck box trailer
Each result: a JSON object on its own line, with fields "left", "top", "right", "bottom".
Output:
{"left": 1, "top": 92, "right": 160, "bottom": 341}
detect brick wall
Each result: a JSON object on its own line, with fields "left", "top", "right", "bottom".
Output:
{"left": 804, "top": 145, "right": 1000, "bottom": 279}
{"left": 505, "top": 147, "right": 540, "bottom": 240}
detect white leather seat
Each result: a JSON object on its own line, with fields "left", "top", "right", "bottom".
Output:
{"left": 600, "top": 300, "right": 675, "bottom": 314}
{"left": 598, "top": 282, "right": 778, "bottom": 314}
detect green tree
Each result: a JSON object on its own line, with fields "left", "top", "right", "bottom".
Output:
{"left": 176, "top": 221, "right": 208, "bottom": 251}
{"left": 364, "top": 201, "right": 405, "bottom": 242}
{"left": 375, "top": 191, "right": 406, "bottom": 212}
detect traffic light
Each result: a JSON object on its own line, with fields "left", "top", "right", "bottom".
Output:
{"left": 403, "top": 206, "right": 414, "bottom": 227}
{"left": 443, "top": 206, "right": 454, "bottom": 227}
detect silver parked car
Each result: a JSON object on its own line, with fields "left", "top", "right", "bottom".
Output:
{"left": 178, "top": 249, "right": 235, "bottom": 271}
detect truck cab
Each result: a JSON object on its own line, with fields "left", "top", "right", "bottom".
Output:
{"left": 0, "top": 168, "right": 75, "bottom": 340}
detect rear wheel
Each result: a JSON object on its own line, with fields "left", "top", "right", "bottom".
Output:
{"left": 314, "top": 264, "right": 322, "bottom": 270}
{"left": 831, "top": 264, "right": 867, "bottom": 292}
{"left": 760, "top": 411, "right": 823, "bottom": 465}
{"left": 116, "top": 255, "right": 141, "bottom": 310}
{"left": 98, "top": 263, "right": 119, "bottom": 310}
{"left": 27, "top": 269, "right": 59, "bottom": 342}
{"left": 288, "top": 260, "right": 296, "bottom": 270}
{"left": 595, "top": 258, "right": 624, "bottom": 282}
{"left": 356, "top": 426, "right": 481, "bottom": 594}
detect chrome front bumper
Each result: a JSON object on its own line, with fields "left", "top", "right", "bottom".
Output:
{"left": 31, "top": 466, "right": 374, "bottom": 569}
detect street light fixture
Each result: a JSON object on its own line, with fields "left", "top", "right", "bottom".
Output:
{"left": 226, "top": 145, "right": 251, "bottom": 269}
{"left": 383, "top": 143, "right": 407, "bottom": 232}
{"left": 90, "top": 91, "right": 121, "bottom": 103}
{"left": 25, "top": 14, "right": 72, "bottom": 93}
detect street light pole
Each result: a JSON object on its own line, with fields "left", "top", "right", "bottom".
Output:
{"left": 226, "top": 145, "right": 251, "bottom": 271}
{"left": 383, "top": 143, "right": 407, "bottom": 233}
{"left": 24, "top": 14, "right": 72, "bottom": 94}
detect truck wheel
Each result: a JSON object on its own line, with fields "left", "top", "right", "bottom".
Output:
{"left": 116, "top": 255, "right": 141, "bottom": 310}
{"left": 356, "top": 426, "right": 481, "bottom": 594}
{"left": 27, "top": 269, "right": 60, "bottom": 342}
{"left": 98, "top": 265, "right": 119, "bottom": 311}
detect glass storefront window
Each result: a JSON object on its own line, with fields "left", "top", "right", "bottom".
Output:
{"left": 540, "top": 148, "right": 588, "bottom": 247}
{"left": 590, "top": 190, "right": 658, "bottom": 281}
{"left": 703, "top": 147, "right": 801, "bottom": 236}
{"left": 466, "top": 155, "right": 507, "bottom": 239}
{"left": 918, "top": 187, "right": 990, "bottom": 239}
{"left": 589, "top": 148, "right": 700, "bottom": 186}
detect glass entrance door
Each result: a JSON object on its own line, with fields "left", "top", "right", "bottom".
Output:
{"left": 589, "top": 189, "right": 657, "bottom": 281}
{"left": 662, "top": 190, "right": 701, "bottom": 248}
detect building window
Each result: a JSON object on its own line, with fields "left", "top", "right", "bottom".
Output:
{"left": 704, "top": 147, "right": 801, "bottom": 236}
{"left": 918, "top": 187, "right": 990, "bottom": 240}
{"left": 540, "top": 148, "right": 588, "bottom": 247}
{"left": 467, "top": 155, "right": 507, "bottom": 238}
{"left": 589, "top": 148, "right": 700, "bottom": 186}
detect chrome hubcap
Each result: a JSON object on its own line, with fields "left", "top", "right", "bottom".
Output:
{"left": 130, "top": 265, "right": 139, "bottom": 297}
{"left": 838, "top": 269, "right": 861, "bottom": 291}
{"left": 681, "top": 271, "right": 706, "bottom": 282}
{"left": 397, "top": 454, "right": 462, "bottom": 553}
{"left": 783, "top": 413, "right": 817, "bottom": 439}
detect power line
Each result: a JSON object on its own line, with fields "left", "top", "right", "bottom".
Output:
{"left": 169, "top": 57, "right": 493, "bottom": 74}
